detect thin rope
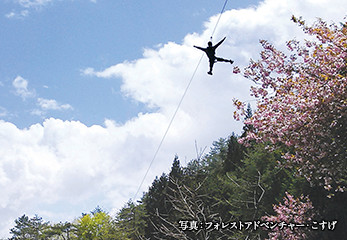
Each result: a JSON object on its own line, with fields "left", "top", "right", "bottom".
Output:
{"left": 133, "top": 0, "right": 229, "bottom": 201}
{"left": 211, "top": 0, "right": 229, "bottom": 39}
{"left": 133, "top": 54, "right": 204, "bottom": 200}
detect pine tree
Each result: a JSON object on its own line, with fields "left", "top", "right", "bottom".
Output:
{"left": 9, "top": 214, "right": 49, "bottom": 240}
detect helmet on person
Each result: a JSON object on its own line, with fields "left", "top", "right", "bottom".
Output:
{"left": 208, "top": 41, "right": 212, "bottom": 47}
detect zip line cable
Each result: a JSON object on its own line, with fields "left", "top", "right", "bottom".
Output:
{"left": 133, "top": 54, "right": 204, "bottom": 200}
{"left": 133, "top": 0, "right": 229, "bottom": 201}
{"left": 211, "top": 0, "right": 229, "bottom": 40}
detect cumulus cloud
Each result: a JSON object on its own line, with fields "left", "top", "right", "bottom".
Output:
{"left": 1, "top": 0, "right": 346, "bottom": 237}
{"left": 37, "top": 98, "right": 73, "bottom": 111}
{"left": 0, "top": 116, "right": 169, "bottom": 237}
{"left": 32, "top": 98, "right": 73, "bottom": 117}
{"left": 11, "top": 76, "right": 73, "bottom": 117}
{"left": 12, "top": 76, "right": 35, "bottom": 99}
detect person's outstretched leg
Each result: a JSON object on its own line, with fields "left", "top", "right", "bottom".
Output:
{"left": 216, "top": 57, "right": 233, "bottom": 64}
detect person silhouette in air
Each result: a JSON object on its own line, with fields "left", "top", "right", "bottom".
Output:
{"left": 194, "top": 37, "right": 233, "bottom": 75}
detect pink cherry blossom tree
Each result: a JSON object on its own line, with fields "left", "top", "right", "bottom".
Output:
{"left": 262, "top": 192, "right": 314, "bottom": 240}
{"left": 233, "top": 17, "right": 346, "bottom": 195}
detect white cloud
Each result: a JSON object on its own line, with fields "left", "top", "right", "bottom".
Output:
{"left": 5, "top": 0, "right": 51, "bottom": 18}
{"left": 1, "top": 0, "right": 346, "bottom": 237}
{"left": 5, "top": 9, "right": 29, "bottom": 18}
{"left": 37, "top": 98, "right": 73, "bottom": 111}
{"left": 11, "top": 76, "right": 73, "bottom": 117}
{"left": 12, "top": 76, "right": 35, "bottom": 99}
{"left": 0, "top": 117, "right": 170, "bottom": 237}
{"left": 16, "top": 0, "right": 53, "bottom": 8}
{"left": 5, "top": 12, "right": 16, "bottom": 18}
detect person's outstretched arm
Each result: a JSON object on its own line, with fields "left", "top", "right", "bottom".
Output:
{"left": 194, "top": 45, "right": 205, "bottom": 51}
{"left": 214, "top": 37, "right": 226, "bottom": 49}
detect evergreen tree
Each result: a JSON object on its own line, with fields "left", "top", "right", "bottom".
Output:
{"left": 9, "top": 214, "right": 49, "bottom": 240}
{"left": 225, "top": 134, "right": 244, "bottom": 172}
{"left": 241, "top": 103, "right": 253, "bottom": 138}
{"left": 169, "top": 155, "right": 183, "bottom": 182}
{"left": 142, "top": 173, "right": 169, "bottom": 238}
{"left": 116, "top": 200, "right": 147, "bottom": 240}
{"left": 45, "top": 221, "right": 75, "bottom": 240}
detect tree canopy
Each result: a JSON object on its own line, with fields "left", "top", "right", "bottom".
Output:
{"left": 6, "top": 16, "right": 346, "bottom": 240}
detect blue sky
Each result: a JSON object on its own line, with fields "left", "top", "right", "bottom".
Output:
{"left": 0, "top": 0, "right": 346, "bottom": 238}
{"left": 0, "top": 0, "right": 258, "bottom": 128}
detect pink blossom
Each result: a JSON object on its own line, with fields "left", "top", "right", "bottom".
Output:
{"left": 233, "top": 17, "right": 346, "bottom": 193}
{"left": 262, "top": 192, "right": 314, "bottom": 240}
{"left": 233, "top": 66, "right": 241, "bottom": 74}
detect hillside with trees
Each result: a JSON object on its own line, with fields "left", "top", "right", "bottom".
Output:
{"left": 4, "top": 17, "right": 346, "bottom": 240}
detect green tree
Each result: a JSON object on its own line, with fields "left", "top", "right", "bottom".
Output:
{"left": 241, "top": 103, "right": 253, "bottom": 138}
{"left": 75, "top": 208, "right": 128, "bottom": 240}
{"left": 45, "top": 222, "right": 75, "bottom": 240}
{"left": 116, "top": 200, "right": 147, "bottom": 240}
{"left": 169, "top": 155, "right": 183, "bottom": 182}
{"left": 142, "top": 173, "right": 169, "bottom": 238}
{"left": 9, "top": 214, "right": 49, "bottom": 240}
{"left": 225, "top": 134, "right": 244, "bottom": 172}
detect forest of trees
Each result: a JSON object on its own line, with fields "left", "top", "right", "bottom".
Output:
{"left": 4, "top": 17, "right": 346, "bottom": 240}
